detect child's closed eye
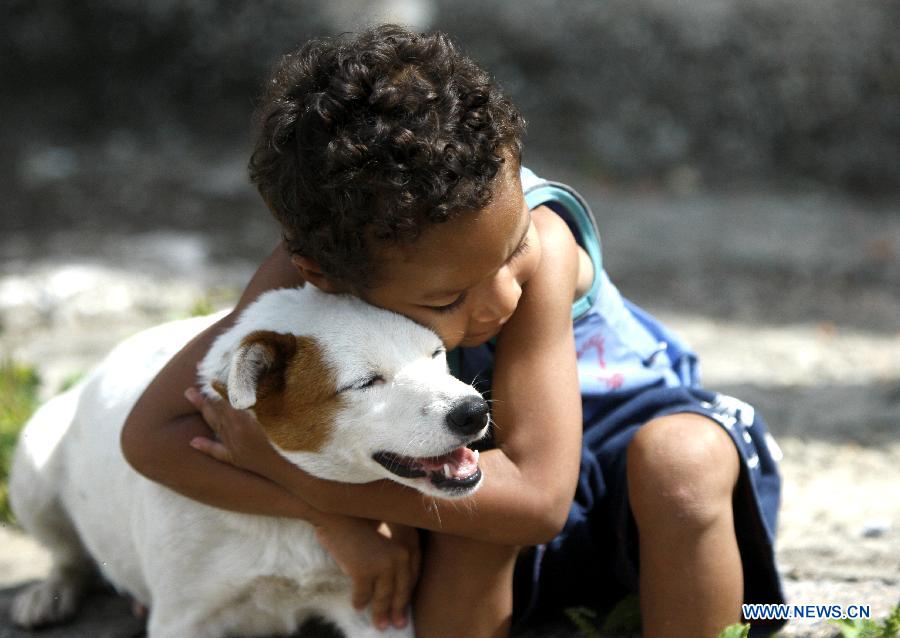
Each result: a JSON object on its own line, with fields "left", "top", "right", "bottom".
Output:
{"left": 508, "top": 237, "right": 530, "bottom": 262}
{"left": 429, "top": 292, "right": 467, "bottom": 314}
{"left": 426, "top": 239, "right": 529, "bottom": 315}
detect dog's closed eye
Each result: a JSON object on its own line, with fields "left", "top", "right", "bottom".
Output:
{"left": 357, "top": 375, "right": 385, "bottom": 390}
{"left": 338, "top": 374, "right": 385, "bottom": 393}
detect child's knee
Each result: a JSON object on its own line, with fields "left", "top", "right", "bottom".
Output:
{"left": 626, "top": 413, "right": 739, "bottom": 530}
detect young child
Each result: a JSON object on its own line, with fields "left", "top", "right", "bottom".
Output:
{"left": 121, "top": 24, "right": 785, "bottom": 638}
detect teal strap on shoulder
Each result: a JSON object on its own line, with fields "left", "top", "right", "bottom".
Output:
{"left": 524, "top": 182, "right": 603, "bottom": 321}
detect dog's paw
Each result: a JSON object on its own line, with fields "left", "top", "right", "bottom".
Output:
{"left": 10, "top": 577, "right": 83, "bottom": 628}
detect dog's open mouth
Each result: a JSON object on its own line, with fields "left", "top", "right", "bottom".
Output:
{"left": 373, "top": 447, "right": 482, "bottom": 491}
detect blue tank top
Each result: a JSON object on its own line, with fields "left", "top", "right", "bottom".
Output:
{"left": 450, "top": 167, "right": 700, "bottom": 415}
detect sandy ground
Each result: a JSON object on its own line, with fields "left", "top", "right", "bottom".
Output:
{"left": 0, "top": 185, "right": 897, "bottom": 637}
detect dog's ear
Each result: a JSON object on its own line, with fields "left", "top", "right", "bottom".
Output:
{"left": 226, "top": 331, "right": 298, "bottom": 409}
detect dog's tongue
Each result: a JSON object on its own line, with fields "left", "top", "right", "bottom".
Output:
{"left": 421, "top": 447, "right": 479, "bottom": 479}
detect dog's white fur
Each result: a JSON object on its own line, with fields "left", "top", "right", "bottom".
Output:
{"left": 9, "top": 286, "right": 487, "bottom": 637}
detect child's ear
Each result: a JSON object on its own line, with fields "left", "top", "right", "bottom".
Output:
{"left": 290, "top": 255, "right": 345, "bottom": 293}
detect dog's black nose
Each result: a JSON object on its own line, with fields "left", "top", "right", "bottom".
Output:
{"left": 446, "top": 396, "right": 489, "bottom": 436}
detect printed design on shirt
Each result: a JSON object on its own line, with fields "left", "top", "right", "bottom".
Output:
{"left": 577, "top": 334, "right": 625, "bottom": 390}
{"left": 701, "top": 393, "right": 761, "bottom": 470}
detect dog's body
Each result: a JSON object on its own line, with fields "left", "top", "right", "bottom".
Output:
{"left": 10, "top": 286, "right": 487, "bottom": 637}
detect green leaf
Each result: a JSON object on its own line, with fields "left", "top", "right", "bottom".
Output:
{"left": 830, "top": 613, "right": 894, "bottom": 638}
{"left": 564, "top": 607, "right": 603, "bottom": 638}
{"left": 58, "top": 370, "right": 86, "bottom": 393}
{"left": 0, "top": 359, "right": 41, "bottom": 523}
{"left": 600, "top": 594, "right": 642, "bottom": 633}
{"left": 718, "top": 623, "right": 751, "bottom": 638}
{"left": 880, "top": 603, "right": 900, "bottom": 637}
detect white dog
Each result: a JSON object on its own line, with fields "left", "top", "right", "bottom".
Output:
{"left": 9, "top": 286, "right": 488, "bottom": 637}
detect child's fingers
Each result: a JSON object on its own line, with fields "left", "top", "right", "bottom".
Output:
{"left": 189, "top": 437, "right": 233, "bottom": 464}
{"left": 369, "top": 574, "right": 394, "bottom": 630}
{"left": 183, "top": 385, "right": 206, "bottom": 407}
{"left": 351, "top": 575, "right": 374, "bottom": 612}
{"left": 184, "top": 387, "right": 222, "bottom": 427}
{"left": 390, "top": 568, "right": 411, "bottom": 628}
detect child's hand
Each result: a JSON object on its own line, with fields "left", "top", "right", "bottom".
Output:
{"left": 315, "top": 517, "right": 421, "bottom": 631}
{"left": 185, "top": 387, "right": 421, "bottom": 628}
{"left": 184, "top": 386, "right": 283, "bottom": 478}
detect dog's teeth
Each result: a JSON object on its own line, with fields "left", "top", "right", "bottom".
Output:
{"left": 472, "top": 450, "right": 479, "bottom": 464}
{"left": 443, "top": 463, "right": 452, "bottom": 478}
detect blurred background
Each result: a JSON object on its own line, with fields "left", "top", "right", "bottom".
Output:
{"left": 1, "top": 1, "right": 898, "bottom": 636}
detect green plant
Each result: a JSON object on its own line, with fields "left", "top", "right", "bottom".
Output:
{"left": 0, "top": 360, "right": 40, "bottom": 522}
{"left": 600, "top": 595, "right": 642, "bottom": 633}
{"left": 563, "top": 602, "right": 750, "bottom": 638}
{"left": 58, "top": 370, "right": 86, "bottom": 393}
{"left": 188, "top": 296, "right": 215, "bottom": 318}
{"left": 831, "top": 603, "right": 900, "bottom": 638}
{"left": 563, "top": 596, "right": 642, "bottom": 637}
{"left": 718, "top": 623, "right": 751, "bottom": 638}
{"left": 564, "top": 607, "right": 603, "bottom": 638}
{"left": 186, "top": 287, "right": 240, "bottom": 319}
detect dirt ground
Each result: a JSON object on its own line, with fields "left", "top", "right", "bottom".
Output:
{"left": 1, "top": 181, "right": 898, "bottom": 637}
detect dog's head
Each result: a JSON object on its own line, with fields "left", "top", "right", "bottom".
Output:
{"left": 199, "top": 287, "right": 487, "bottom": 499}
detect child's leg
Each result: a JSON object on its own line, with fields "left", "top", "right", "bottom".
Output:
{"left": 414, "top": 532, "right": 520, "bottom": 638}
{"left": 626, "top": 413, "right": 742, "bottom": 638}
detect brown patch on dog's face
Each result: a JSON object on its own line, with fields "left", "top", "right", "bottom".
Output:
{"left": 231, "top": 331, "right": 342, "bottom": 453}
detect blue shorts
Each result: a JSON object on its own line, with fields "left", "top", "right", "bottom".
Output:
{"left": 510, "top": 385, "right": 786, "bottom": 636}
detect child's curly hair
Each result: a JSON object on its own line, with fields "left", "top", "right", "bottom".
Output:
{"left": 249, "top": 24, "right": 525, "bottom": 288}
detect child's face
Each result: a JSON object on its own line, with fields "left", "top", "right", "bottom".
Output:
{"left": 361, "top": 164, "right": 541, "bottom": 350}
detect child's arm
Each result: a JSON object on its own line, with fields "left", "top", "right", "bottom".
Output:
{"left": 121, "top": 243, "right": 315, "bottom": 518}
{"left": 189, "top": 207, "right": 584, "bottom": 547}
{"left": 120, "top": 243, "right": 418, "bottom": 629}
